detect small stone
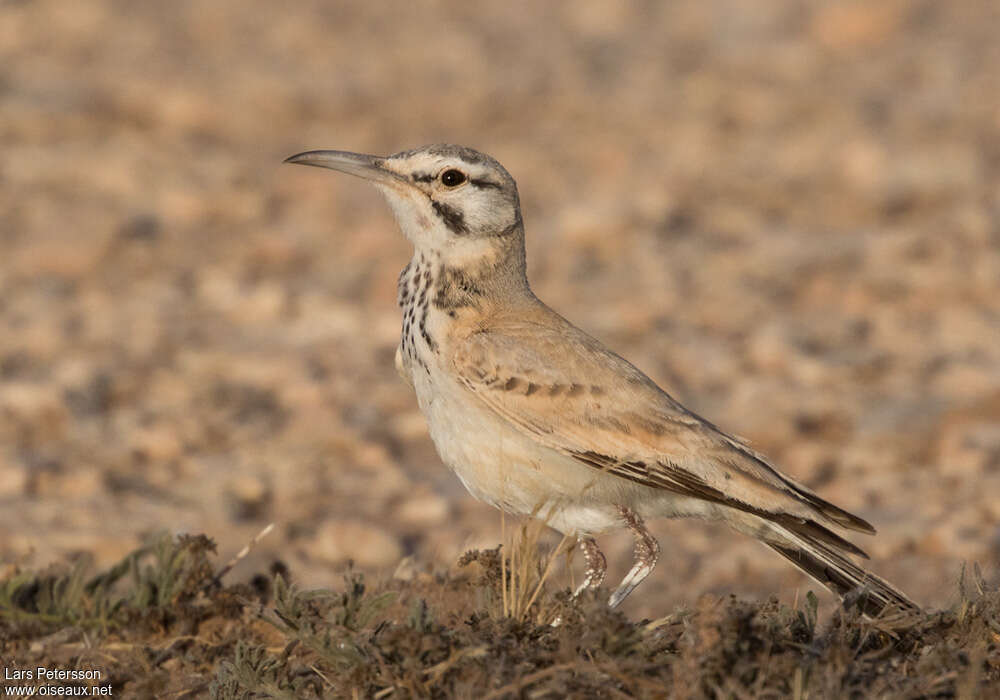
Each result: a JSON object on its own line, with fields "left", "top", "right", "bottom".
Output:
{"left": 0, "top": 459, "right": 27, "bottom": 498}
{"left": 392, "top": 555, "right": 417, "bottom": 581}
{"left": 0, "top": 382, "right": 68, "bottom": 433}
{"left": 225, "top": 474, "right": 272, "bottom": 521}
{"left": 391, "top": 410, "right": 431, "bottom": 441}
{"left": 313, "top": 520, "right": 402, "bottom": 568}
{"left": 746, "top": 324, "right": 792, "bottom": 373}
{"left": 936, "top": 420, "right": 1000, "bottom": 476}
{"left": 931, "top": 365, "right": 1000, "bottom": 401}
{"left": 129, "top": 425, "right": 183, "bottom": 463}
{"left": 55, "top": 467, "right": 103, "bottom": 500}
{"left": 397, "top": 492, "right": 450, "bottom": 527}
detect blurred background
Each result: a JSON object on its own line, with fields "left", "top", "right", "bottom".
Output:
{"left": 1, "top": 0, "right": 998, "bottom": 619}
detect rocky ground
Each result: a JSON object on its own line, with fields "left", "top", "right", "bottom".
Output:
{"left": 2, "top": 0, "right": 999, "bottom": 629}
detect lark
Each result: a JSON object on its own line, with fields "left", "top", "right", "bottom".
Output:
{"left": 285, "top": 144, "right": 917, "bottom": 615}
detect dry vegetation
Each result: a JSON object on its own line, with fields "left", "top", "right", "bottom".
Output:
{"left": 1, "top": 532, "right": 998, "bottom": 697}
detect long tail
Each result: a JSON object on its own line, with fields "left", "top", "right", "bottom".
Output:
{"left": 766, "top": 524, "right": 919, "bottom": 617}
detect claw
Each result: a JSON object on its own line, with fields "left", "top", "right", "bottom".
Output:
{"left": 608, "top": 506, "right": 660, "bottom": 608}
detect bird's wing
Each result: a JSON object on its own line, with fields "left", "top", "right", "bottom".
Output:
{"left": 450, "top": 317, "right": 874, "bottom": 545}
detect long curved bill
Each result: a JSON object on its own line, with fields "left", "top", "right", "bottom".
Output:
{"left": 283, "top": 149, "right": 405, "bottom": 188}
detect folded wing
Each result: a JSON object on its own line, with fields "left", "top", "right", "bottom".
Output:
{"left": 450, "top": 316, "right": 875, "bottom": 555}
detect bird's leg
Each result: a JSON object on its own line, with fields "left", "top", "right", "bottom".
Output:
{"left": 550, "top": 536, "right": 609, "bottom": 628}
{"left": 572, "top": 536, "right": 607, "bottom": 598}
{"left": 608, "top": 506, "right": 660, "bottom": 609}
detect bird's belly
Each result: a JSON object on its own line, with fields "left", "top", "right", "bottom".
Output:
{"left": 411, "top": 367, "right": 634, "bottom": 535}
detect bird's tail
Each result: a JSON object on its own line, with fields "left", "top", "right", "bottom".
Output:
{"left": 765, "top": 524, "right": 919, "bottom": 617}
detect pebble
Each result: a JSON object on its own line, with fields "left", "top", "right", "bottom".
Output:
{"left": 312, "top": 520, "right": 403, "bottom": 568}
{"left": 397, "top": 492, "right": 450, "bottom": 527}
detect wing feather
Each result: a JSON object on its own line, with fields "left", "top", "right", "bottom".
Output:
{"left": 451, "top": 320, "right": 875, "bottom": 540}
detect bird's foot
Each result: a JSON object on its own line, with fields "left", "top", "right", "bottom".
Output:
{"left": 608, "top": 506, "right": 660, "bottom": 609}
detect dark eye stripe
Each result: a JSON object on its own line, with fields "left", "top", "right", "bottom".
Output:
{"left": 411, "top": 172, "right": 435, "bottom": 183}
{"left": 469, "top": 178, "right": 501, "bottom": 189}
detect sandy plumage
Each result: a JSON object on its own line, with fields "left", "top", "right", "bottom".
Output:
{"left": 287, "top": 144, "right": 918, "bottom": 615}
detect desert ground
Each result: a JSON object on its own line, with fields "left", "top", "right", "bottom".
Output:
{"left": 1, "top": 0, "right": 999, "bottom": 695}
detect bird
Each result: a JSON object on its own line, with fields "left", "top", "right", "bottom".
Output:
{"left": 284, "top": 144, "right": 917, "bottom": 616}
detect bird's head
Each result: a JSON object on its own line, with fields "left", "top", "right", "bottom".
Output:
{"left": 285, "top": 144, "right": 524, "bottom": 269}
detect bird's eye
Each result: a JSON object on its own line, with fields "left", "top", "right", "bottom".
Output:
{"left": 440, "top": 169, "right": 466, "bottom": 187}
